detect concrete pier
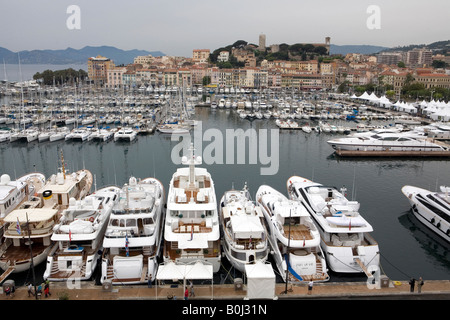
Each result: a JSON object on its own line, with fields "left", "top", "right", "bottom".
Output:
{"left": 2, "top": 279, "right": 449, "bottom": 300}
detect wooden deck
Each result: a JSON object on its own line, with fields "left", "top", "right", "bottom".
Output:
{"left": 283, "top": 224, "right": 313, "bottom": 240}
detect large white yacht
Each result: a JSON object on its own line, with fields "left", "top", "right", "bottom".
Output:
{"left": 43, "top": 186, "right": 121, "bottom": 281}
{"left": 256, "top": 185, "right": 329, "bottom": 283}
{"left": 101, "top": 176, "right": 165, "bottom": 285}
{"left": 163, "top": 144, "right": 221, "bottom": 272}
{"left": 327, "top": 133, "right": 448, "bottom": 152}
{"left": 219, "top": 184, "right": 269, "bottom": 273}
{"left": 0, "top": 158, "right": 93, "bottom": 275}
{"left": 0, "top": 172, "right": 46, "bottom": 220}
{"left": 402, "top": 185, "right": 450, "bottom": 243}
{"left": 287, "top": 176, "right": 379, "bottom": 274}
{"left": 114, "top": 127, "right": 137, "bottom": 142}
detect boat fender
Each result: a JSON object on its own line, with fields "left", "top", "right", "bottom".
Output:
{"left": 446, "top": 229, "right": 450, "bottom": 236}
{"left": 436, "top": 222, "right": 441, "bottom": 228}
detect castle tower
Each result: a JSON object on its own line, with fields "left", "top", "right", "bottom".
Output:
{"left": 259, "top": 34, "right": 266, "bottom": 51}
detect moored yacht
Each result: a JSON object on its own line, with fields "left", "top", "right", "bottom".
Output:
{"left": 0, "top": 158, "right": 93, "bottom": 275}
{"left": 114, "top": 127, "right": 137, "bottom": 142}
{"left": 219, "top": 184, "right": 269, "bottom": 273}
{"left": 43, "top": 186, "right": 121, "bottom": 281}
{"left": 65, "top": 128, "right": 92, "bottom": 142}
{"left": 256, "top": 185, "right": 329, "bottom": 283}
{"left": 163, "top": 144, "right": 221, "bottom": 272}
{"left": 287, "top": 176, "right": 379, "bottom": 274}
{"left": 327, "top": 133, "right": 448, "bottom": 152}
{"left": 101, "top": 177, "right": 165, "bottom": 285}
{"left": 402, "top": 185, "right": 450, "bottom": 243}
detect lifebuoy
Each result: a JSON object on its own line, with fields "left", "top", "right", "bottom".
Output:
{"left": 89, "top": 217, "right": 94, "bottom": 223}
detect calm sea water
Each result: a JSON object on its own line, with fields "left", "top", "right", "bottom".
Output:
{"left": 2, "top": 64, "right": 87, "bottom": 82}
{"left": 1, "top": 107, "right": 449, "bottom": 285}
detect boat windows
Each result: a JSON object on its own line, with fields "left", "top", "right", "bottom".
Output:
{"left": 417, "top": 195, "right": 450, "bottom": 224}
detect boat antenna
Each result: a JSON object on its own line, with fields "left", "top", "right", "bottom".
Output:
{"left": 351, "top": 166, "right": 356, "bottom": 201}
{"left": 283, "top": 208, "right": 292, "bottom": 295}
{"left": 61, "top": 150, "right": 66, "bottom": 179}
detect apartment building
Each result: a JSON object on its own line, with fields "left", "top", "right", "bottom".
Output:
{"left": 106, "top": 67, "right": 127, "bottom": 88}
{"left": 192, "top": 49, "right": 210, "bottom": 63}
{"left": 87, "top": 55, "right": 115, "bottom": 85}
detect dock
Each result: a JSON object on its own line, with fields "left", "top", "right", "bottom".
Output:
{"left": 1, "top": 279, "right": 449, "bottom": 301}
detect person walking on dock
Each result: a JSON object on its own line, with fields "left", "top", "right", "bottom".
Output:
{"left": 189, "top": 281, "right": 195, "bottom": 298}
{"left": 409, "top": 278, "right": 416, "bottom": 292}
{"left": 308, "top": 281, "right": 314, "bottom": 295}
{"left": 417, "top": 277, "right": 424, "bottom": 293}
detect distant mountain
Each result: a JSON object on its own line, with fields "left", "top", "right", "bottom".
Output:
{"left": 330, "top": 44, "right": 390, "bottom": 55}
{"left": 0, "top": 46, "right": 165, "bottom": 65}
{"left": 379, "top": 40, "right": 450, "bottom": 53}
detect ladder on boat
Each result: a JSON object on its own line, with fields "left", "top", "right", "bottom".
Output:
{"left": 0, "top": 266, "right": 15, "bottom": 283}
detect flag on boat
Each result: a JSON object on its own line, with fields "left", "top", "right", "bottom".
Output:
{"left": 125, "top": 234, "right": 129, "bottom": 256}
{"left": 69, "top": 229, "right": 72, "bottom": 242}
{"left": 16, "top": 218, "right": 21, "bottom": 235}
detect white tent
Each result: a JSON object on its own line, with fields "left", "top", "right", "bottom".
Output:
{"left": 357, "top": 91, "right": 371, "bottom": 100}
{"left": 244, "top": 261, "right": 277, "bottom": 300}
{"left": 156, "top": 260, "right": 213, "bottom": 299}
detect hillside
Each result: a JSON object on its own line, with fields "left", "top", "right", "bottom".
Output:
{"left": 0, "top": 46, "right": 165, "bottom": 65}
{"left": 379, "top": 40, "right": 450, "bottom": 53}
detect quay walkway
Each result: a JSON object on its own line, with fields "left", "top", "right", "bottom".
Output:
{"left": 2, "top": 279, "right": 449, "bottom": 300}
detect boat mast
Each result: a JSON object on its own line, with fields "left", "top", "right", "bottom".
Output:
{"left": 25, "top": 212, "right": 38, "bottom": 300}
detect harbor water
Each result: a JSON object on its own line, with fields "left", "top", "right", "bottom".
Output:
{"left": 0, "top": 106, "right": 449, "bottom": 285}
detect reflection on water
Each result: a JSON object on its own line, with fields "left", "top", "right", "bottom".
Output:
{"left": 398, "top": 211, "right": 450, "bottom": 270}
{"left": 1, "top": 108, "right": 449, "bottom": 283}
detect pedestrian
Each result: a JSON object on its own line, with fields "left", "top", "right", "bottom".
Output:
{"left": 307, "top": 280, "right": 313, "bottom": 295}
{"left": 189, "top": 281, "right": 195, "bottom": 298}
{"left": 44, "top": 281, "right": 51, "bottom": 298}
{"left": 4, "top": 285, "right": 10, "bottom": 299}
{"left": 11, "top": 285, "right": 15, "bottom": 298}
{"left": 37, "top": 284, "right": 42, "bottom": 299}
{"left": 27, "top": 283, "right": 34, "bottom": 297}
{"left": 184, "top": 287, "right": 189, "bottom": 300}
{"left": 417, "top": 277, "right": 424, "bottom": 293}
{"left": 409, "top": 278, "right": 415, "bottom": 292}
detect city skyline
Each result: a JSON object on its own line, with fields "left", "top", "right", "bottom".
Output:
{"left": 1, "top": 0, "right": 449, "bottom": 57}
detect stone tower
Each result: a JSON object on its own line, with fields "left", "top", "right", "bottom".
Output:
{"left": 259, "top": 34, "right": 266, "bottom": 51}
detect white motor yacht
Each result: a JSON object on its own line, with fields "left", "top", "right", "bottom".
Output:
{"left": 256, "top": 185, "right": 329, "bottom": 283}
{"left": 327, "top": 133, "right": 448, "bottom": 152}
{"left": 163, "top": 144, "right": 221, "bottom": 272}
{"left": 219, "top": 184, "right": 269, "bottom": 273}
{"left": 402, "top": 185, "right": 450, "bottom": 243}
{"left": 101, "top": 177, "right": 165, "bottom": 284}
{"left": 44, "top": 186, "right": 121, "bottom": 281}
{"left": 0, "top": 157, "right": 93, "bottom": 275}
{"left": 287, "top": 176, "right": 380, "bottom": 274}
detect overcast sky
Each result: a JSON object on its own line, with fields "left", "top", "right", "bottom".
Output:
{"left": 1, "top": 0, "right": 449, "bottom": 57}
